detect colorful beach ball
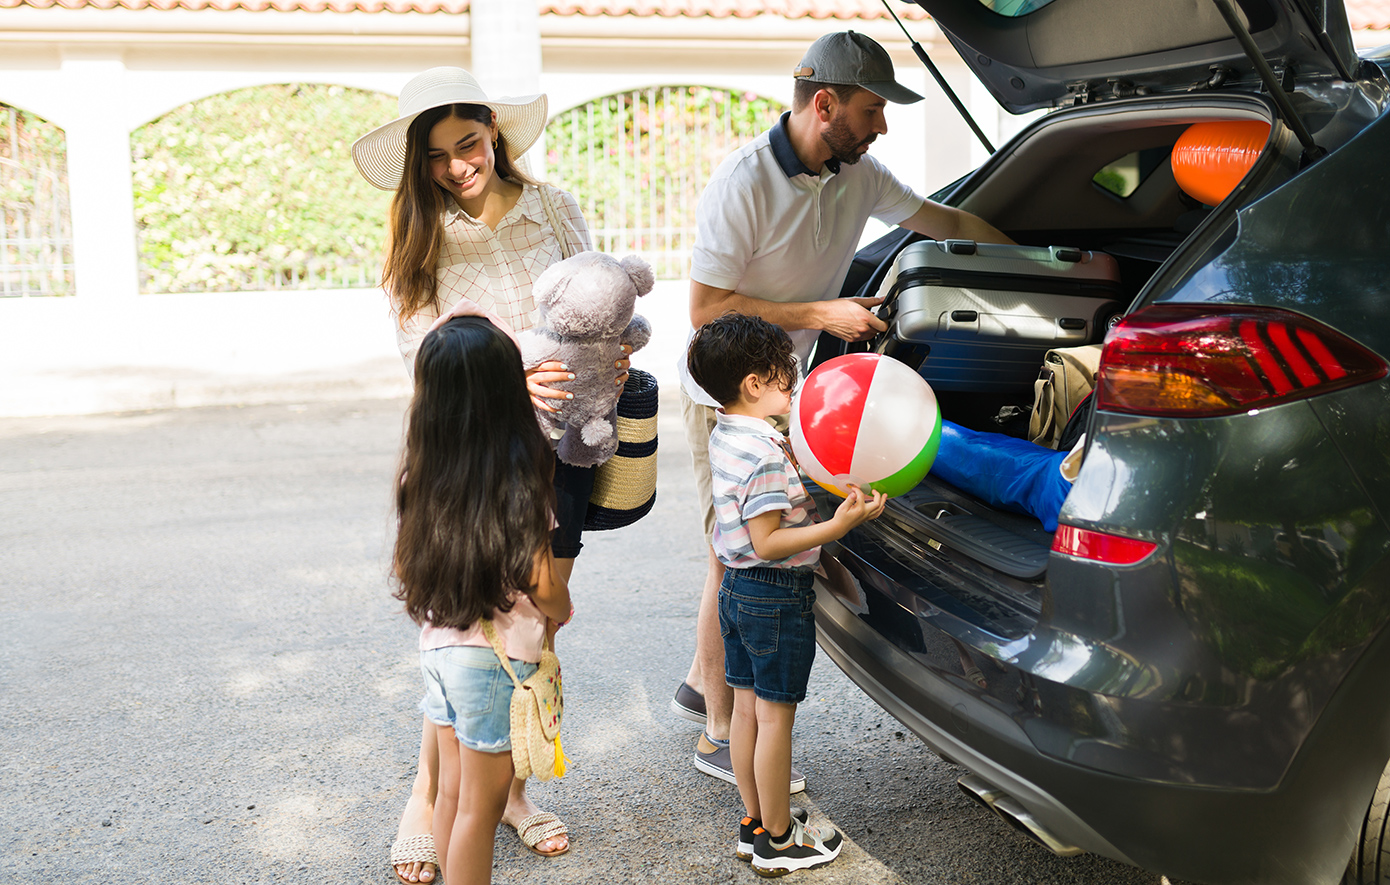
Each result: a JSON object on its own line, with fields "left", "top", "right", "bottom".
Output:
{"left": 790, "top": 353, "right": 942, "bottom": 498}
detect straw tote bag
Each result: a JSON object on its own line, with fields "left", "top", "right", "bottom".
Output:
{"left": 538, "top": 185, "right": 659, "bottom": 531}
{"left": 480, "top": 618, "right": 568, "bottom": 782}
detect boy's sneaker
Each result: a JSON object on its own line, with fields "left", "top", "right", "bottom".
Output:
{"left": 751, "top": 817, "right": 844, "bottom": 877}
{"left": 736, "top": 807, "right": 809, "bottom": 861}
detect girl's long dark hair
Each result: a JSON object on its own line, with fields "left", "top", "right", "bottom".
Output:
{"left": 392, "top": 316, "right": 555, "bottom": 629}
{"left": 382, "top": 103, "right": 540, "bottom": 326}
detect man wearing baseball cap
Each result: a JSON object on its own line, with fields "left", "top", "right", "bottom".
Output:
{"left": 670, "top": 29, "right": 1013, "bottom": 851}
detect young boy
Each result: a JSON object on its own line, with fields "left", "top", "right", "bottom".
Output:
{"left": 687, "top": 313, "right": 886, "bottom": 877}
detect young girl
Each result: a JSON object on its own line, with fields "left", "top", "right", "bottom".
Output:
{"left": 354, "top": 67, "right": 623, "bottom": 879}
{"left": 393, "top": 316, "right": 573, "bottom": 885}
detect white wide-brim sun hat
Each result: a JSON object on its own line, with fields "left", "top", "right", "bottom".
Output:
{"left": 352, "top": 66, "right": 548, "bottom": 191}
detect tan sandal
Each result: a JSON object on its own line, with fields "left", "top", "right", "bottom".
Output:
{"left": 513, "top": 811, "right": 570, "bottom": 857}
{"left": 390, "top": 833, "right": 438, "bottom": 883}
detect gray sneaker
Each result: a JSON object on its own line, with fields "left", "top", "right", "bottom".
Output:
{"left": 670, "top": 681, "right": 707, "bottom": 725}
{"left": 693, "top": 732, "right": 806, "bottom": 793}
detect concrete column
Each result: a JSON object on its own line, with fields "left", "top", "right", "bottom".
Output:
{"left": 469, "top": 0, "right": 542, "bottom": 97}
{"left": 469, "top": 0, "right": 544, "bottom": 175}
{"left": 60, "top": 52, "right": 140, "bottom": 301}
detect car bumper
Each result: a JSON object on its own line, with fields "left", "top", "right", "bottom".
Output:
{"left": 814, "top": 566, "right": 1379, "bottom": 885}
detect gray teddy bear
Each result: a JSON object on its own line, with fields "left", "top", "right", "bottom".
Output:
{"left": 519, "top": 251, "right": 654, "bottom": 468}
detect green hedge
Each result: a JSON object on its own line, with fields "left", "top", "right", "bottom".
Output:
{"left": 131, "top": 83, "right": 396, "bottom": 294}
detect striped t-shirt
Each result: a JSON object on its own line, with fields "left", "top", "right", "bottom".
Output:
{"left": 709, "top": 411, "right": 820, "bottom": 570}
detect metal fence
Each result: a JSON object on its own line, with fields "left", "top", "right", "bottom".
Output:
{"left": 0, "top": 104, "right": 74, "bottom": 297}
{"left": 545, "top": 85, "right": 787, "bottom": 279}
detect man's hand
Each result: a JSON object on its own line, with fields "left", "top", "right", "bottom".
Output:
{"left": 815, "top": 297, "right": 888, "bottom": 342}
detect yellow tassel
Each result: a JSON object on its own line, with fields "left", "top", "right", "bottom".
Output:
{"left": 553, "top": 735, "right": 570, "bottom": 778}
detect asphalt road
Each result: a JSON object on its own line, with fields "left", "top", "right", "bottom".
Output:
{"left": 0, "top": 395, "right": 1181, "bottom": 884}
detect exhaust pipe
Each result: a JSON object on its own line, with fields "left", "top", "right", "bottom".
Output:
{"left": 957, "top": 773, "right": 1008, "bottom": 810}
{"left": 957, "top": 775, "right": 1085, "bottom": 858}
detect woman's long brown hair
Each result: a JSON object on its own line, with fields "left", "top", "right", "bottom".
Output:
{"left": 392, "top": 316, "right": 555, "bottom": 629}
{"left": 381, "top": 103, "right": 540, "bottom": 326}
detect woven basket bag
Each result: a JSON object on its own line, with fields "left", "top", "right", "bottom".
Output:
{"left": 585, "top": 367, "right": 658, "bottom": 531}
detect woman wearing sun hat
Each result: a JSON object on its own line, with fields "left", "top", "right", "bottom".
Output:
{"left": 354, "top": 66, "right": 623, "bottom": 883}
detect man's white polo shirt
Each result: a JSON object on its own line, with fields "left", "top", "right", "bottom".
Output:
{"left": 678, "top": 112, "right": 922, "bottom": 406}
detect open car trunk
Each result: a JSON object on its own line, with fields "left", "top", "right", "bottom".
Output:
{"left": 812, "top": 91, "right": 1293, "bottom": 643}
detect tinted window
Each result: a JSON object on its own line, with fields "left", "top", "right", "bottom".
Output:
{"left": 1093, "top": 146, "right": 1171, "bottom": 198}
{"left": 976, "top": 0, "right": 1057, "bottom": 15}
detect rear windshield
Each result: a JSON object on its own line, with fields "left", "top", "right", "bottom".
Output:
{"left": 977, "top": 0, "right": 1057, "bottom": 15}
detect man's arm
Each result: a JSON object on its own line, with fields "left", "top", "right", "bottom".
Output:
{"left": 900, "top": 199, "right": 1015, "bottom": 245}
{"left": 690, "top": 280, "right": 887, "bottom": 343}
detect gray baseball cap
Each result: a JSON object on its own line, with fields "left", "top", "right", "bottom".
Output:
{"left": 793, "top": 31, "right": 924, "bottom": 105}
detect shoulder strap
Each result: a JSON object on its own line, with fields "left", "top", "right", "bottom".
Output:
{"left": 538, "top": 184, "right": 574, "bottom": 260}
{"left": 479, "top": 617, "right": 554, "bottom": 689}
{"left": 479, "top": 619, "right": 525, "bottom": 689}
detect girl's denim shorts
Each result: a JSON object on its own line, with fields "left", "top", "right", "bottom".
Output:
{"left": 718, "top": 565, "right": 817, "bottom": 704}
{"left": 419, "top": 646, "right": 538, "bottom": 753}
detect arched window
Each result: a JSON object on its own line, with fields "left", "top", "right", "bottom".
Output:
{"left": 1, "top": 104, "right": 73, "bottom": 297}
{"left": 544, "top": 86, "right": 786, "bottom": 279}
{"left": 131, "top": 84, "right": 396, "bottom": 294}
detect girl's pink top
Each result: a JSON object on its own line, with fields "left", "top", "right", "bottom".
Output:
{"left": 419, "top": 591, "right": 546, "bottom": 663}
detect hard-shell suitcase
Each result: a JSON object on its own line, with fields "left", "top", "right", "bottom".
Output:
{"left": 874, "top": 239, "right": 1123, "bottom": 392}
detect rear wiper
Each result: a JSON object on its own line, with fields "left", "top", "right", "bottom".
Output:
{"left": 1209, "top": 0, "right": 1326, "bottom": 164}
{"left": 879, "top": 0, "right": 996, "bottom": 155}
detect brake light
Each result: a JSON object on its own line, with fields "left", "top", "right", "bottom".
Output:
{"left": 1052, "top": 524, "right": 1157, "bottom": 565}
{"left": 1097, "top": 305, "right": 1387, "bottom": 417}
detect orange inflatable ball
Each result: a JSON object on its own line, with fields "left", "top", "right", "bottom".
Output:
{"left": 1171, "top": 120, "right": 1271, "bottom": 206}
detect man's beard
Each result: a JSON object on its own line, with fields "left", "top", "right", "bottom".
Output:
{"left": 821, "top": 112, "right": 875, "bottom": 165}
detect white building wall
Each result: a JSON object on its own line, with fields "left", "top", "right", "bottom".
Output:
{"left": 0, "top": 7, "right": 1055, "bottom": 416}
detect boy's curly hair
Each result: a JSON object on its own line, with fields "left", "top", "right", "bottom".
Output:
{"left": 687, "top": 312, "right": 799, "bottom": 407}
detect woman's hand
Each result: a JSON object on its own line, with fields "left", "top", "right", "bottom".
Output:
{"left": 527, "top": 361, "right": 575, "bottom": 413}
{"left": 528, "top": 344, "right": 635, "bottom": 412}
{"left": 427, "top": 298, "right": 519, "bottom": 346}
{"left": 615, "top": 344, "right": 633, "bottom": 388}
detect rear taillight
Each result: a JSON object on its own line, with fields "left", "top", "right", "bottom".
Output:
{"left": 1052, "top": 524, "right": 1157, "bottom": 565}
{"left": 1097, "top": 305, "right": 1387, "bottom": 418}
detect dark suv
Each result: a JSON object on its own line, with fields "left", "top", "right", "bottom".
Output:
{"left": 809, "top": 2, "right": 1390, "bottom": 883}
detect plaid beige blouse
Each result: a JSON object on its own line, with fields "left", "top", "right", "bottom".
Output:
{"left": 395, "top": 184, "right": 592, "bottom": 374}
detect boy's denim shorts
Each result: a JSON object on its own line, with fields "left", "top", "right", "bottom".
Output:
{"left": 719, "top": 566, "right": 817, "bottom": 704}
{"left": 419, "top": 646, "right": 538, "bottom": 753}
